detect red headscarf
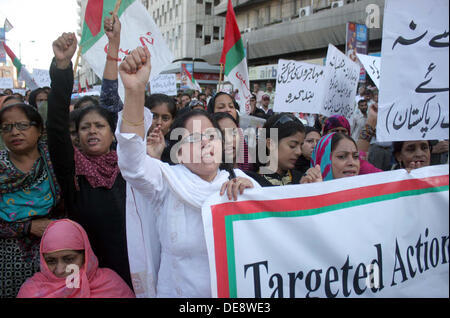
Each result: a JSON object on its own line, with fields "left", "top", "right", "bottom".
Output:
{"left": 17, "top": 219, "right": 135, "bottom": 298}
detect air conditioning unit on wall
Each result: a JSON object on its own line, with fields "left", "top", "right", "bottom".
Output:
{"left": 331, "top": 0, "right": 344, "bottom": 8}
{"left": 299, "top": 6, "right": 311, "bottom": 18}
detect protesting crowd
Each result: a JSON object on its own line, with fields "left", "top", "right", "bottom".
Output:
{"left": 0, "top": 7, "right": 448, "bottom": 299}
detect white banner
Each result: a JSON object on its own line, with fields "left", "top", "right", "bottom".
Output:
{"left": 32, "top": 69, "right": 51, "bottom": 88}
{"left": 150, "top": 73, "right": 177, "bottom": 96}
{"left": 202, "top": 165, "right": 449, "bottom": 298}
{"left": 273, "top": 59, "right": 326, "bottom": 114}
{"left": 83, "top": 0, "right": 174, "bottom": 102}
{"left": 321, "top": 44, "right": 360, "bottom": 119}
{"left": 356, "top": 53, "right": 381, "bottom": 89}
{"left": 377, "top": 0, "right": 449, "bottom": 142}
{"left": 0, "top": 77, "right": 13, "bottom": 89}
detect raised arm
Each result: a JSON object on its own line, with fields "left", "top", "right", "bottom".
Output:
{"left": 46, "top": 33, "right": 77, "bottom": 205}
{"left": 99, "top": 12, "right": 124, "bottom": 113}
{"left": 115, "top": 46, "right": 167, "bottom": 198}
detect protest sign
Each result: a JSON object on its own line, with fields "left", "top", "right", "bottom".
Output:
{"left": 202, "top": 165, "right": 449, "bottom": 298}
{"left": 32, "top": 69, "right": 51, "bottom": 88}
{"left": 151, "top": 73, "right": 177, "bottom": 96}
{"left": 356, "top": 53, "right": 381, "bottom": 89}
{"left": 0, "top": 77, "right": 13, "bottom": 89}
{"left": 321, "top": 44, "right": 360, "bottom": 119}
{"left": 377, "top": 0, "right": 449, "bottom": 142}
{"left": 273, "top": 59, "right": 326, "bottom": 114}
{"left": 80, "top": 0, "right": 174, "bottom": 101}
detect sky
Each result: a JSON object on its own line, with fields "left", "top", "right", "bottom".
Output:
{"left": 0, "top": 0, "right": 80, "bottom": 71}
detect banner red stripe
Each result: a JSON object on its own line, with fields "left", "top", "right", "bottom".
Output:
{"left": 210, "top": 175, "right": 448, "bottom": 297}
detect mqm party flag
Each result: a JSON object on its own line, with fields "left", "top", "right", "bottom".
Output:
{"left": 202, "top": 165, "right": 449, "bottom": 298}
{"left": 181, "top": 63, "right": 201, "bottom": 91}
{"left": 1, "top": 41, "right": 38, "bottom": 90}
{"left": 220, "top": 0, "right": 251, "bottom": 114}
{"left": 80, "top": 0, "right": 174, "bottom": 100}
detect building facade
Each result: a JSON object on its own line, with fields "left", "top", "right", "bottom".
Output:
{"left": 201, "top": 0, "right": 385, "bottom": 86}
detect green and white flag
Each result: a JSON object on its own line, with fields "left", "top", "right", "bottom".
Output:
{"left": 80, "top": 0, "right": 174, "bottom": 100}
{"left": 219, "top": 0, "right": 251, "bottom": 114}
{"left": 2, "top": 41, "right": 38, "bottom": 90}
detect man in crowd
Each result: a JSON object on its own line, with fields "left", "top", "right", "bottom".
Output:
{"left": 252, "top": 82, "right": 265, "bottom": 109}
{"left": 260, "top": 93, "right": 274, "bottom": 119}
{"left": 351, "top": 98, "right": 368, "bottom": 142}
{"left": 264, "top": 81, "right": 276, "bottom": 110}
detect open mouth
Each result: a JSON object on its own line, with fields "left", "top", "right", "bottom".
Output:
{"left": 342, "top": 170, "right": 358, "bottom": 176}
{"left": 87, "top": 137, "right": 100, "bottom": 146}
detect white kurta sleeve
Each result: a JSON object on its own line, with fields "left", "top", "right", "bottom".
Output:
{"left": 115, "top": 107, "right": 166, "bottom": 199}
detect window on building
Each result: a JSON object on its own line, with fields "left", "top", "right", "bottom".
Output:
{"left": 213, "top": 26, "right": 220, "bottom": 40}
{"left": 266, "top": 6, "right": 271, "bottom": 24}
{"left": 196, "top": 24, "right": 203, "bottom": 38}
{"left": 204, "top": 35, "right": 211, "bottom": 45}
{"left": 205, "top": 2, "right": 212, "bottom": 15}
{"left": 175, "top": 4, "right": 179, "bottom": 17}
{"left": 197, "top": 0, "right": 203, "bottom": 4}
{"left": 214, "top": 0, "right": 220, "bottom": 5}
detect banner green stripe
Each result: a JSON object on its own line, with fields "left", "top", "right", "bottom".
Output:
{"left": 224, "top": 185, "right": 448, "bottom": 297}
{"left": 224, "top": 39, "right": 245, "bottom": 76}
{"left": 80, "top": 0, "right": 134, "bottom": 53}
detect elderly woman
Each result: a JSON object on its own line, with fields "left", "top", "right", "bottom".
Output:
{"left": 116, "top": 46, "right": 260, "bottom": 297}
{"left": 17, "top": 219, "right": 134, "bottom": 298}
{"left": 46, "top": 32, "right": 132, "bottom": 288}
{"left": 0, "top": 103, "right": 62, "bottom": 298}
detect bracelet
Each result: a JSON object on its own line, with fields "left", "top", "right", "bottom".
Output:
{"left": 107, "top": 54, "right": 121, "bottom": 62}
{"left": 122, "top": 116, "right": 144, "bottom": 127}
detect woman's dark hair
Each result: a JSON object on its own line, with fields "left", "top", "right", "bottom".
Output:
{"left": 304, "top": 126, "right": 321, "bottom": 138}
{"left": 145, "top": 93, "right": 177, "bottom": 118}
{"left": 74, "top": 96, "right": 99, "bottom": 110}
{"left": 255, "top": 113, "right": 305, "bottom": 169}
{"left": 28, "top": 88, "right": 48, "bottom": 108}
{"left": 212, "top": 111, "right": 239, "bottom": 128}
{"left": 263, "top": 113, "right": 305, "bottom": 141}
{"left": 206, "top": 92, "right": 240, "bottom": 125}
{"left": 69, "top": 108, "right": 83, "bottom": 124}
{"left": 3, "top": 95, "right": 23, "bottom": 106}
{"left": 75, "top": 105, "right": 116, "bottom": 133}
{"left": 330, "top": 132, "right": 358, "bottom": 153}
{"left": 0, "top": 103, "right": 44, "bottom": 134}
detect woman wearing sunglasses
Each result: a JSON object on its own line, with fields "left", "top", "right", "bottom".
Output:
{"left": 245, "top": 113, "right": 306, "bottom": 187}
{"left": 0, "top": 104, "right": 63, "bottom": 297}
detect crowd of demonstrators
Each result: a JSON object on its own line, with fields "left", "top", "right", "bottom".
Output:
{"left": 1, "top": 13, "right": 448, "bottom": 299}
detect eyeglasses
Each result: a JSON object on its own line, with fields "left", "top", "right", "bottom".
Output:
{"left": 1, "top": 121, "right": 38, "bottom": 133}
{"left": 273, "top": 114, "right": 300, "bottom": 127}
{"left": 181, "top": 129, "right": 222, "bottom": 144}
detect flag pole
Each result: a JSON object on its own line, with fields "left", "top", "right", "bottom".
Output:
{"left": 73, "top": 46, "right": 82, "bottom": 78}
{"left": 113, "top": 0, "right": 122, "bottom": 14}
{"left": 218, "top": 64, "right": 223, "bottom": 91}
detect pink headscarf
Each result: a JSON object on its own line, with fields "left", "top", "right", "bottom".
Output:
{"left": 17, "top": 219, "right": 135, "bottom": 298}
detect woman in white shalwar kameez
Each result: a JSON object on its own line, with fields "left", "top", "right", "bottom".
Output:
{"left": 115, "top": 46, "right": 260, "bottom": 297}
